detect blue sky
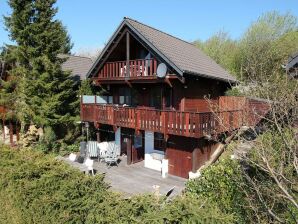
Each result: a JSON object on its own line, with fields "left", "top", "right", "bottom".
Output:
{"left": 0, "top": 0, "right": 297, "bottom": 53}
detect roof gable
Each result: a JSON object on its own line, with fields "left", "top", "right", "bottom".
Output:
{"left": 87, "top": 17, "right": 236, "bottom": 83}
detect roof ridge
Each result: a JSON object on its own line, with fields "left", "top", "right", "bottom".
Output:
{"left": 59, "top": 53, "right": 92, "bottom": 60}
{"left": 124, "top": 17, "right": 196, "bottom": 47}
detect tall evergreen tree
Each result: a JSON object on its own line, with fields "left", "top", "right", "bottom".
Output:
{"left": 0, "top": 45, "right": 19, "bottom": 121}
{"left": 4, "top": 0, "right": 77, "bottom": 137}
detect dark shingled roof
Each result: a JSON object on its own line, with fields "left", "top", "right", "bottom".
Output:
{"left": 60, "top": 54, "right": 93, "bottom": 81}
{"left": 88, "top": 17, "right": 236, "bottom": 83}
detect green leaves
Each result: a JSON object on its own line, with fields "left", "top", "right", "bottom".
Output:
{"left": 0, "top": 146, "right": 235, "bottom": 224}
{"left": 4, "top": 0, "right": 77, "bottom": 140}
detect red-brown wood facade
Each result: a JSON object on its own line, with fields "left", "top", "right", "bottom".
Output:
{"left": 83, "top": 28, "right": 270, "bottom": 178}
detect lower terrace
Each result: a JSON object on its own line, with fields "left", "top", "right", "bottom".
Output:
{"left": 59, "top": 155, "right": 186, "bottom": 197}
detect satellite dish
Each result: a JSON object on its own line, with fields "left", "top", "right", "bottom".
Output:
{"left": 156, "top": 63, "right": 167, "bottom": 78}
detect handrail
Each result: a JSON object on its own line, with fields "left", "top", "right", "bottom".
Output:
{"left": 80, "top": 103, "right": 242, "bottom": 115}
{"left": 80, "top": 103, "right": 247, "bottom": 138}
{"left": 97, "top": 58, "right": 158, "bottom": 79}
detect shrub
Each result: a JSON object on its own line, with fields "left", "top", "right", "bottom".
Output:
{"left": 0, "top": 145, "right": 235, "bottom": 224}
{"left": 186, "top": 158, "right": 252, "bottom": 223}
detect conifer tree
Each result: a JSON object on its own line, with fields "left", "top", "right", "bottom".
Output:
{"left": 4, "top": 0, "right": 77, "bottom": 137}
{"left": 0, "top": 46, "right": 19, "bottom": 121}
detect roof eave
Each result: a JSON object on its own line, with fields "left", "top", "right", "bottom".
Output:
{"left": 183, "top": 70, "right": 237, "bottom": 84}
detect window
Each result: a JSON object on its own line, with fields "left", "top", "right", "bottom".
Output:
{"left": 163, "top": 87, "right": 172, "bottom": 108}
{"left": 149, "top": 87, "right": 162, "bottom": 109}
{"left": 107, "top": 95, "right": 113, "bottom": 104}
{"left": 154, "top": 132, "right": 165, "bottom": 151}
{"left": 119, "top": 87, "right": 131, "bottom": 105}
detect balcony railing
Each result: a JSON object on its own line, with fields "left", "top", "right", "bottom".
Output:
{"left": 81, "top": 105, "right": 255, "bottom": 138}
{"left": 96, "top": 58, "right": 158, "bottom": 80}
{"left": 80, "top": 96, "right": 270, "bottom": 139}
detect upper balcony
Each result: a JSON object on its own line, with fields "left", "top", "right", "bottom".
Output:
{"left": 94, "top": 58, "right": 158, "bottom": 83}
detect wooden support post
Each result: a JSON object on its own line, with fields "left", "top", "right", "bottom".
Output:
{"left": 126, "top": 137, "right": 132, "bottom": 165}
{"left": 96, "top": 132, "right": 100, "bottom": 143}
{"left": 126, "top": 32, "right": 130, "bottom": 78}
{"left": 162, "top": 111, "right": 168, "bottom": 138}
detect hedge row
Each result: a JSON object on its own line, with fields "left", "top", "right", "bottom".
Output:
{"left": 0, "top": 145, "right": 233, "bottom": 224}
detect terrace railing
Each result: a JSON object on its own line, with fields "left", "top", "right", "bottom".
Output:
{"left": 81, "top": 104, "right": 265, "bottom": 139}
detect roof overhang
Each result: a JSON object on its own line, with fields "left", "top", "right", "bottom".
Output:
{"left": 183, "top": 70, "right": 237, "bottom": 84}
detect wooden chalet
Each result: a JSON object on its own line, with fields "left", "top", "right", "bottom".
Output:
{"left": 81, "top": 17, "right": 269, "bottom": 178}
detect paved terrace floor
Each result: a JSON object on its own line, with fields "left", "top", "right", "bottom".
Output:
{"left": 59, "top": 156, "right": 186, "bottom": 197}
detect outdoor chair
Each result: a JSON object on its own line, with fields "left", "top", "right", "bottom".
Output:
{"left": 97, "top": 141, "right": 109, "bottom": 162}
{"left": 104, "top": 143, "right": 119, "bottom": 168}
{"left": 104, "top": 152, "right": 118, "bottom": 168}
{"left": 87, "top": 141, "right": 98, "bottom": 158}
{"left": 97, "top": 141, "right": 120, "bottom": 163}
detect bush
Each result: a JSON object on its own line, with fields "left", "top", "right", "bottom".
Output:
{"left": 186, "top": 158, "right": 252, "bottom": 223}
{"left": 0, "top": 145, "right": 235, "bottom": 224}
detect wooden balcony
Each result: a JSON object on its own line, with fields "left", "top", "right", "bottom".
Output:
{"left": 80, "top": 97, "right": 270, "bottom": 139}
{"left": 95, "top": 58, "right": 158, "bottom": 82}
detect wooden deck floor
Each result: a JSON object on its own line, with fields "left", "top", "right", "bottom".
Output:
{"left": 60, "top": 156, "right": 186, "bottom": 197}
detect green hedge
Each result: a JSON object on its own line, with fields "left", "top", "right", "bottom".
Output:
{"left": 186, "top": 158, "right": 251, "bottom": 223}
{"left": 0, "top": 145, "right": 234, "bottom": 224}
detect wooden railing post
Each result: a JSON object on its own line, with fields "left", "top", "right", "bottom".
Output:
{"left": 162, "top": 111, "right": 168, "bottom": 137}
{"left": 94, "top": 96, "right": 97, "bottom": 121}
{"left": 80, "top": 95, "right": 82, "bottom": 120}
{"left": 135, "top": 109, "right": 140, "bottom": 130}
{"left": 185, "top": 112, "right": 189, "bottom": 137}
{"left": 111, "top": 106, "right": 115, "bottom": 125}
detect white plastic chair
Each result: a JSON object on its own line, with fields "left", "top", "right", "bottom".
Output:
{"left": 84, "top": 158, "right": 94, "bottom": 175}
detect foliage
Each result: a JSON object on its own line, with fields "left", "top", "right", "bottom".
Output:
{"left": 0, "top": 145, "right": 235, "bottom": 224}
{"left": 245, "top": 129, "right": 298, "bottom": 223}
{"left": 195, "top": 30, "right": 239, "bottom": 76}
{"left": 237, "top": 11, "right": 298, "bottom": 82}
{"left": 186, "top": 157, "right": 251, "bottom": 223}
{"left": 197, "top": 11, "right": 298, "bottom": 83}
{"left": 37, "top": 126, "right": 59, "bottom": 153}
{"left": 224, "top": 85, "right": 245, "bottom": 96}
{"left": 4, "top": 0, "right": 77, "bottom": 138}
{"left": 0, "top": 45, "right": 20, "bottom": 120}
{"left": 79, "top": 79, "right": 94, "bottom": 95}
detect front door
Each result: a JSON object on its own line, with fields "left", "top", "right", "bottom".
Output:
{"left": 121, "top": 128, "right": 144, "bottom": 165}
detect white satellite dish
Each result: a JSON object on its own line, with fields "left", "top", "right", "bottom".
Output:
{"left": 156, "top": 63, "right": 167, "bottom": 78}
